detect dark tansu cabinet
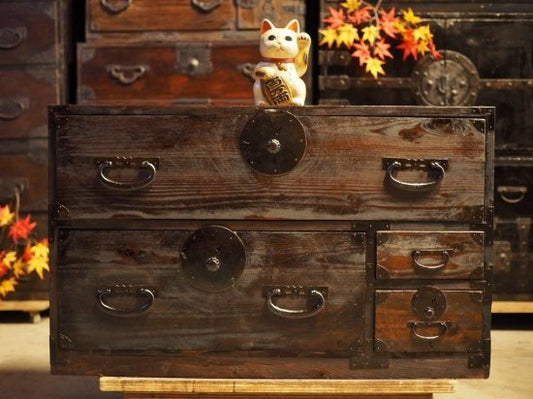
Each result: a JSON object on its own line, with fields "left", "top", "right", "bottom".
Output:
{"left": 49, "top": 105, "right": 493, "bottom": 379}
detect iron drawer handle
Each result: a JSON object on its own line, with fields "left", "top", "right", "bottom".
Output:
{"left": 497, "top": 186, "right": 527, "bottom": 204}
{"left": 191, "top": 0, "right": 222, "bottom": 13}
{"left": 385, "top": 160, "right": 445, "bottom": 192}
{"left": 266, "top": 288, "right": 326, "bottom": 319}
{"left": 96, "top": 286, "right": 156, "bottom": 317}
{"left": 98, "top": 159, "right": 157, "bottom": 191}
{"left": 412, "top": 249, "right": 453, "bottom": 272}
{"left": 0, "top": 27, "right": 25, "bottom": 49}
{"left": 107, "top": 65, "right": 147, "bottom": 85}
{"left": 100, "top": 0, "right": 132, "bottom": 14}
{"left": 0, "top": 98, "right": 26, "bottom": 120}
{"left": 238, "top": 63, "right": 255, "bottom": 81}
{"left": 408, "top": 321, "right": 450, "bottom": 341}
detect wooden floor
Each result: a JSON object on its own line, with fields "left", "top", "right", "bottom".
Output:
{"left": 0, "top": 312, "right": 531, "bottom": 399}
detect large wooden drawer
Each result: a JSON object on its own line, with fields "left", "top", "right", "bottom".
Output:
{"left": 56, "top": 228, "right": 366, "bottom": 354}
{"left": 0, "top": 0, "right": 59, "bottom": 66}
{"left": 0, "top": 67, "right": 61, "bottom": 139}
{"left": 50, "top": 106, "right": 489, "bottom": 222}
{"left": 87, "top": 0, "right": 306, "bottom": 37}
{"left": 77, "top": 42, "right": 258, "bottom": 105}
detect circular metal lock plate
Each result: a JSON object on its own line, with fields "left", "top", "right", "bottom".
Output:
{"left": 240, "top": 109, "right": 306, "bottom": 175}
{"left": 181, "top": 225, "right": 245, "bottom": 292}
{"left": 412, "top": 50, "right": 480, "bottom": 106}
{"left": 411, "top": 286, "right": 447, "bottom": 321}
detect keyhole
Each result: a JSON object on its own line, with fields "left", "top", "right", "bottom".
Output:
{"left": 205, "top": 256, "right": 221, "bottom": 272}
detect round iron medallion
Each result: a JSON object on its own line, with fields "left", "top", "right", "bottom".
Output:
{"left": 240, "top": 109, "right": 306, "bottom": 175}
{"left": 411, "top": 286, "right": 447, "bottom": 321}
{"left": 412, "top": 50, "right": 480, "bottom": 106}
{"left": 181, "top": 225, "right": 246, "bottom": 292}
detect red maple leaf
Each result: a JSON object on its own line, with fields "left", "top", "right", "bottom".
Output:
{"left": 323, "top": 6, "right": 346, "bottom": 29}
{"left": 351, "top": 41, "right": 371, "bottom": 66}
{"left": 374, "top": 39, "right": 393, "bottom": 60}
{"left": 8, "top": 215, "right": 37, "bottom": 243}
{"left": 429, "top": 41, "right": 443, "bottom": 60}
{"left": 379, "top": 7, "right": 399, "bottom": 38}
{"left": 0, "top": 251, "right": 8, "bottom": 279}
{"left": 348, "top": 5, "right": 373, "bottom": 25}
{"left": 396, "top": 29, "right": 419, "bottom": 60}
{"left": 22, "top": 243, "right": 34, "bottom": 262}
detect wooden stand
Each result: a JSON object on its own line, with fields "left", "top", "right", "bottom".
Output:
{"left": 492, "top": 301, "right": 533, "bottom": 313}
{"left": 100, "top": 378, "right": 456, "bottom": 399}
{"left": 0, "top": 300, "right": 49, "bottom": 323}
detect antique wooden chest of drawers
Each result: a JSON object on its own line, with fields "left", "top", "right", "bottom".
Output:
{"left": 1, "top": 0, "right": 70, "bottom": 300}
{"left": 49, "top": 105, "right": 494, "bottom": 378}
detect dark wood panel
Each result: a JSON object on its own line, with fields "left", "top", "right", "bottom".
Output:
{"left": 377, "top": 231, "right": 485, "bottom": 280}
{"left": 0, "top": 1, "right": 59, "bottom": 66}
{"left": 87, "top": 0, "right": 234, "bottom": 33}
{"left": 77, "top": 43, "right": 258, "bottom": 104}
{"left": 236, "top": 0, "right": 306, "bottom": 30}
{"left": 56, "top": 229, "right": 366, "bottom": 355}
{"left": 375, "top": 290, "right": 484, "bottom": 353}
{"left": 0, "top": 67, "right": 60, "bottom": 139}
{"left": 51, "top": 108, "right": 488, "bottom": 222}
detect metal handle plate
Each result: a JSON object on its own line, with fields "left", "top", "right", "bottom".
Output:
{"left": 96, "top": 285, "right": 157, "bottom": 317}
{"left": 95, "top": 157, "right": 159, "bottom": 191}
{"left": 408, "top": 321, "right": 450, "bottom": 341}
{"left": 107, "top": 64, "right": 148, "bottom": 85}
{"left": 497, "top": 185, "right": 527, "bottom": 204}
{"left": 0, "top": 27, "right": 25, "bottom": 49}
{"left": 383, "top": 158, "right": 448, "bottom": 193}
{"left": 265, "top": 286, "right": 327, "bottom": 319}
{"left": 0, "top": 98, "right": 28, "bottom": 120}
{"left": 100, "top": 0, "right": 132, "bottom": 14}
{"left": 191, "top": 0, "right": 222, "bottom": 12}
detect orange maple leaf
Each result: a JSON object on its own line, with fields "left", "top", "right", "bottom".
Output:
{"left": 351, "top": 42, "right": 371, "bottom": 66}
{"left": 0, "top": 277, "right": 18, "bottom": 298}
{"left": 8, "top": 214, "right": 37, "bottom": 243}
{"left": 348, "top": 5, "right": 373, "bottom": 25}
{"left": 374, "top": 39, "right": 393, "bottom": 60}
{"left": 397, "top": 30, "right": 419, "bottom": 60}
{"left": 324, "top": 7, "right": 346, "bottom": 29}
{"left": 379, "top": 8, "right": 399, "bottom": 38}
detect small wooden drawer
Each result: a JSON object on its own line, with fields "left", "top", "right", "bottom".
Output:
{"left": 375, "top": 288, "right": 484, "bottom": 353}
{"left": 77, "top": 42, "right": 259, "bottom": 104}
{"left": 0, "top": 67, "right": 60, "bottom": 139}
{"left": 0, "top": 1, "right": 59, "bottom": 66}
{"left": 50, "top": 106, "right": 490, "bottom": 223}
{"left": 0, "top": 138, "right": 48, "bottom": 212}
{"left": 56, "top": 228, "right": 366, "bottom": 356}
{"left": 376, "top": 231, "right": 485, "bottom": 280}
{"left": 87, "top": 0, "right": 305, "bottom": 36}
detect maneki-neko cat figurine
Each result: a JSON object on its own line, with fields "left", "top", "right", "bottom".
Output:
{"left": 253, "top": 19, "right": 311, "bottom": 106}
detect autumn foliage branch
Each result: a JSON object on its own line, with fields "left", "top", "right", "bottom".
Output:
{"left": 0, "top": 203, "right": 49, "bottom": 299}
{"left": 319, "top": 0, "right": 442, "bottom": 78}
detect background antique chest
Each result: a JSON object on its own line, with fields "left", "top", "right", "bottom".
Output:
{"left": 0, "top": 0, "right": 70, "bottom": 300}
{"left": 318, "top": 0, "right": 532, "bottom": 300}
{"left": 49, "top": 105, "right": 494, "bottom": 378}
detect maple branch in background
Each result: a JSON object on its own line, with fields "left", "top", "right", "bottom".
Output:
{"left": 319, "top": 0, "right": 442, "bottom": 78}
{"left": 0, "top": 204, "right": 49, "bottom": 299}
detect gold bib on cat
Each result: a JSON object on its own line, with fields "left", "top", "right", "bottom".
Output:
{"left": 261, "top": 75, "right": 294, "bottom": 106}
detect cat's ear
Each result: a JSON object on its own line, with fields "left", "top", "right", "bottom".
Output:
{"left": 261, "top": 19, "right": 275, "bottom": 35}
{"left": 285, "top": 19, "right": 300, "bottom": 33}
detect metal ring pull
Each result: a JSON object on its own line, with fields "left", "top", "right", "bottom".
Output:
{"left": 266, "top": 288, "right": 326, "bottom": 319}
{"left": 408, "top": 321, "right": 449, "bottom": 341}
{"left": 98, "top": 159, "right": 157, "bottom": 191}
{"left": 0, "top": 27, "right": 25, "bottom": 49}
{"left": 0, "top": 98, "right": 26, "bottom": 120}
{"left": 100, "top": 0, "right": 132, "bottom": 14}
{"left": 497, "top": 186, "right": 527, "bottom": 204}
{"left": 96, "top": 286, "right": 156, "bottom": 317}
{"left": 237, "top": 63, "right": 255, "bottom": 81}
{"left": 385, "top": 160, "right": 445, "bottom": 192}
{"left": 191, "top": 0, "right": 222, "bottom": 13}
{"left": 412, "top": 249, "right": 453, "bottom": 272}
{"left": 107, "top": 64, "right": 147, "bottom": 85}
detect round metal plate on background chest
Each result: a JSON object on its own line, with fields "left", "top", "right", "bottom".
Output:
{"left": 240, "top": 109, "right": 306, "bottom": 175}
{"left": 412, "top": 50, "right": 480, "bottom": 106}
{"left": 411, "top": 286, "right": 447, "bottom": 321}
{"left": 181, "top": 226, "right": 246, "bottom": 292}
